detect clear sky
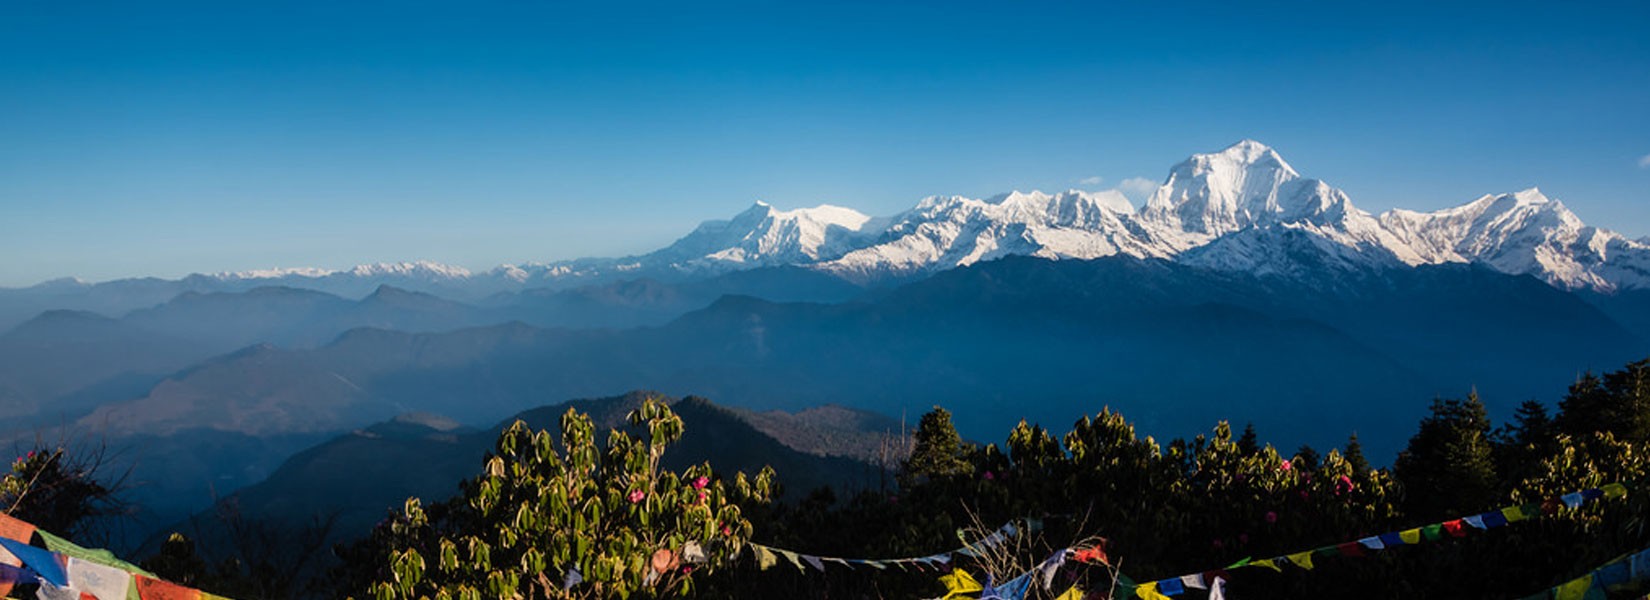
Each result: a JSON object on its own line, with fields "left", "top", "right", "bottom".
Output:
{"left": 2, "top": 1, "right": 1648, "bottom": 287}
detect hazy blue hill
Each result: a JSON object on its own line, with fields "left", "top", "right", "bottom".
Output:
{"left": 124, "top": 286, "right": 352, "bottom": 349}
{"left": 70, "top": 256, "right": 1649, "bottom": 468}
{"left": 490, "top": 266, "right": 868, "bottom": 329}
{"left": 165, "top": 392, "right": 884, "bottom": 557}
{"left": 0, "top": 310, "right": 209, "bottom": 423}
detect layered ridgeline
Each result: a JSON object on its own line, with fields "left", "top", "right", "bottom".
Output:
{"left": 4, "top": 140, "right": 1647, "bottom": 329}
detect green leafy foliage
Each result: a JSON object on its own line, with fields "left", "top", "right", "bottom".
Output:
{"left": 357, "top": 398, "right": 773, "bottom": 599}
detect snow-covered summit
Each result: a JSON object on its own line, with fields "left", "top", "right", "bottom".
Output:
{"left": 1141, "top": 139, "right": 1353, "bottom": 236}
{"left": 648, "top": 201, "right": 877, "bottom": 270}
{"left": 1378, "top": 188, "right": 1650, "bottom": 291}
{"left": 214, "top": 260, "right": 472, "bottom": 282}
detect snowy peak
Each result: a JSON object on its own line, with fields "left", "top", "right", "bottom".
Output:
{"left": 647, "top": 201, "right": 877, "bottom": 270}
{"left": 1141, "top": 140, "right": 1355, "bottom": 236}
{"left": 1377, "top": 188, "right": 1648, "bottom": 291}
{"left": 214, "top": 261, "right": 471, "bottom": 282}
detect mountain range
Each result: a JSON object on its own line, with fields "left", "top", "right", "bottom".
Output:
{"left": 4, "top": 140, "right": 1647, "bottom": 332}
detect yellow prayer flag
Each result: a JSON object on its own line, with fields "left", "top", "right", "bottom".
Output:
{"left": 1502, "top": 506, "right": 1527, "bottom": 523}
{"left": 1603, "top": 483, "right": 1628, "bottom": 499}
{"left": 753, "top": 546, "right": 777, "bottom": 571}
{"left": 940, "top": 568, "right": 983, "bottom": 599}
{"left": 1054, "top": 585, "right": 1085, "bottom": 600}
{"left": 1136, "top": 582, "right": 1171, "bottom": 600}
{"left": 1252, "top": 558, "right": 1282, "bottom": 572}
{"left": 1555, "top": 574, "right": 1594, "bottom": 600}
{"left": 1287, "top": 551, "right": 1315, "bottom": 570}
{"left": 1399, "top": 529, "right": 1421, "bottom": 544}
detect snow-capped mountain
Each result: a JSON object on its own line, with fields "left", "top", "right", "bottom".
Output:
{"left": 22, "top": 140, "right": 1647, "bottom": 298}
{"left": 822, "top": 189, "right": 1169, "bottom": 280}
{"left": 1379, "top": 189, "right": 1650, "bottom": 291}
{"left": 643, "top": 201, "right": 878, "bottom": 269}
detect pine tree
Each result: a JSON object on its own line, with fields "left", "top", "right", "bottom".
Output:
{"left": 1343, "top": 433, "right": 1370, "bottom": 476}
{"left": 1393, "top": 392, "right": 1499, "bottom": 519}
{"left": 901, "top": 407, "right": 972, "bottom": 485}
{"left": 1237, "top": 423, "right": 1260, "bottom": 455}
{"left": 1556, "top": 359, "right": 1650, "bottom": 443}
{"left": 1294, "top": 444, "right": 1321, "bottom": 472}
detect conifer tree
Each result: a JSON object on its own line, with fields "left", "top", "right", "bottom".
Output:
{"left": 901, "top": 407, "right": 972, "bottom": 485}
{"left": 1394, "top": 392, "right": 1499, "bottom": 519}
{"left": 1557, "top": 359, "right": 1650, "bottom": 443}
{"left": 1237, "top": 423, "right": 1260, "bottom": 455}
{"left": 1343, "top": 433, "right": 1370, "bottom": 476}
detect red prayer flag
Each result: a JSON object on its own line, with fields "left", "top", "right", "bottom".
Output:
{"left": 1335, "top": 542, "right": 1365, "bottom": 557}
{"left": 1073, "top": 546, "right": 1110, "bottom": 566}
{"left": 1442, "top": 519, "right": 1468, "bottom": 537}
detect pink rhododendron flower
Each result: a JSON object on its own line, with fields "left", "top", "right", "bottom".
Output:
{"left": 1335, "top": 475, "right": 1355, "bottom": 495}
{"left": 628, "top": 489, "right": 646, "bottom": 504}
{"left": 692, "top": 476, "right": 709, "bottom": 489}
{"left": 983, "top": 471, "right": 995, "bottom": 480}
{"left": 1279, "top": 460, "right": 1293, "bottom": 471}
{"left": 1265, "top": 511, "right": 1278, "bottom": 524}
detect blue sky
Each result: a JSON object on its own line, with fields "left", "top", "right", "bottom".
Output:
{"left": 2, "top": 1, "right": 1648, "bottom": 286}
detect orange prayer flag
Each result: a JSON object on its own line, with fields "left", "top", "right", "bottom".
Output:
{"left": 0, "top": 513, "right": 36, "bottom": 546}
{"left": 135, "top": 574, "right": 202, "bottom": 600}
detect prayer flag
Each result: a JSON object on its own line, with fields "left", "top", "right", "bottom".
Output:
{"left": 1038, "top": 550, "right": 1068, "bottom": 590}
{"left": 1464, "top": 515, "right": 1487, "bottom": 529}
{"left": 1439, "top": 520, "right": 1464, "bottom": 538}
{"left": 1380, "top": 532, "right": 1405, "bottom": 547}
{"left": 752, "top": 546, "right": 776, "bottom": 571}
{"left": 1180, "top": 574, "right": 1207, "bottom": 590}
{"left": 779, "top": 550, "right": 804, "bottom": 572}
{"left": 1421, "top": 524, "right": 1443, "bottom": 542}
{"left": 0, "top": 537, "right": 67, "bottom": 587}
{"left": 1482, "top": 511, "right": 1509, "bottom": 528}
{"left": 1358, "top": 536, "right": 1384, "bottom": 550}
{"left": 1135, "top": 581, "right": 1170, "bottom": 600}
{"left": 1286, "top": 551, "right": 1314, "bottom": 570}
{"left": 1159, "top": 577, "right": 1184, "bottom": 595}
{"left": 1336, "top": 542, "right": 1365, "bottom": 557}
{"left": 940, "top": 568, "right": 983, "bottom": 599}
{"left": 68, "top": 557, "right": 132, "bottom": 600}
{"left": 1399, "top": 529, "right": 1421, "bottom": 545}
{"left": 1560, "top": 492, "right": 1584, "bottom": 509}
{"left": 1594, "top": 562, "right": 1629, "bottom": 587}
{"left": 1602, "top": 483, "right": 1627, "bottom": 499}
{"left": 134, "top": 575, "right": 201, "bottom": 600}
{"left": 1209, "top": 577, "right": 1227, "bottom": 600}
{"left": 1554, "top": 574, "right": 1593, "bottom": 600}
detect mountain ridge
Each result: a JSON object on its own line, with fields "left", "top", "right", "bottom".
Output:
{"left": 8, "top": 141, "right": 1646, "bottom": 302}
